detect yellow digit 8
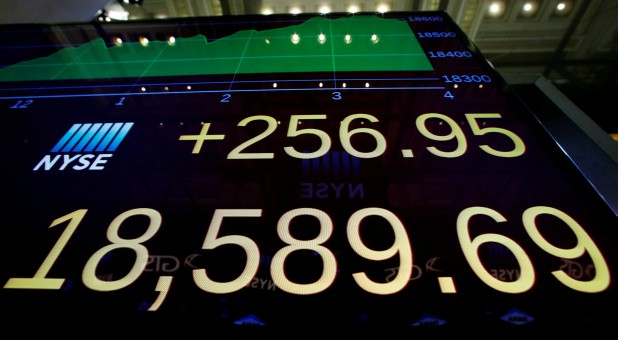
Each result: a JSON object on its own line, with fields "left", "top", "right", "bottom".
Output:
{"left": 457, "top": 206, "right": 535, "bottom": 293}
{"left": 522, "top": 206, "right": 610, "bottom": 293}
{"left": 347, "top": 207, "right": 412, "bottom": 295}
{"left": 82, "top": 208, "right": 161, "bottom": 291}
{"left": 270, "top": 208, "right": 337, "bottom": 295}
{"left": 416, "top": 113, "right": 467, "bottom": 158}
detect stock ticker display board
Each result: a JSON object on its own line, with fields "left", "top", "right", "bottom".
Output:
{"left": 0, "top": 11, "right": 616, "bottom": 336}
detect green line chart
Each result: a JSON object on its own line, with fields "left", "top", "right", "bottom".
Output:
{"left": 0, "top": 15, "right": 433, "bottom": 82}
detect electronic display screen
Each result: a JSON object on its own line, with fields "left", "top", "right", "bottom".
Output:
{"left": 1, "top": 11, "right": 616, "bottom": 336}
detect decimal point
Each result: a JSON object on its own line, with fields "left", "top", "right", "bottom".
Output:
{"left": 438, "top": 277, "right": 457, "bottom": 293}
{"left": 401, "top": 149, "right": 414, "bottom": 158}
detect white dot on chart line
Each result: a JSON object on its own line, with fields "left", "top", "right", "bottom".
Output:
{"left": 401, "top": 149, "right": 414, "bottom": 157}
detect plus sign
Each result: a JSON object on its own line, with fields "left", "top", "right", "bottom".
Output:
{"left": 179, "top": 123, "right": 225, "bottom": 154}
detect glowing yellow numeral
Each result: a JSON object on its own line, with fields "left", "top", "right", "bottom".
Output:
{"left": 465, "top": 113, "right": 525, "bottom": 157}
{"left": 416, "top": 113, "right": 467, "bottom": 158}
{"left": 339, "top": 113, "right": 386, "bottom": 158}
{"left": 457, "top": 206, "right": 535, "bottom": 293}
{"left": 227, "top": 115, "right": 277, "bottom": 159}
{"left": 193, "top": 209, "right": 261, "bottom": 293}
{"left": 523, "top": 206, "right": 610, "bottom": 293}
{"left": 284, "top": 115, "right": 331, "bottom": 159}
{"left": 347, "top": 207, "right": 412, "bottom": 295}
{"left": 82, "top": 208, "right": 161, "bottom": 291}
{"left": 4, "top": 209, "right": 87, "bottom": 289}
{"left": 271, "top": 208, "right": 337, "bottom": 295}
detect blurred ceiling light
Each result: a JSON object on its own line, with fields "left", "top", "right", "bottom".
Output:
{"left": 262, "top": 8, "right": 274, "bottom": 15}
{"left": 318, "top": 5, "right": 331, "bottom": 14}
{"left": 376, "top": 4, "right": 390, "bottom": 13}
{"left": 289, "top": 7, "right": 302, "bottom": 15}
{"left": 486, "top": 1, "right": 506, "bottom": 18}
{"left": 553, "top": 1, "right": 573, "bottom": 15}
{"left": 347, "top": 5, "right": 361, "bottom": 13}
{"left": 520, "top": 1, "right": 539, "bottom": 17}
{"left": 104, "top": 1, "right": 129, "bottom": 20}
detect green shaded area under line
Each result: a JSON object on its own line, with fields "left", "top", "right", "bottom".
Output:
{"left": 0, "top": 15, "right": 433, "bottom": 82}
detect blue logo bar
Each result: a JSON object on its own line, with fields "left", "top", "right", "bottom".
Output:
{"left": 51, "top": 122, "right": 134, "bottom": 153}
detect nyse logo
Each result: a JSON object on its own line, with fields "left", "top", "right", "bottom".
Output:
{"left": 33, "top": 122, "right": 133, "bottom": 171}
